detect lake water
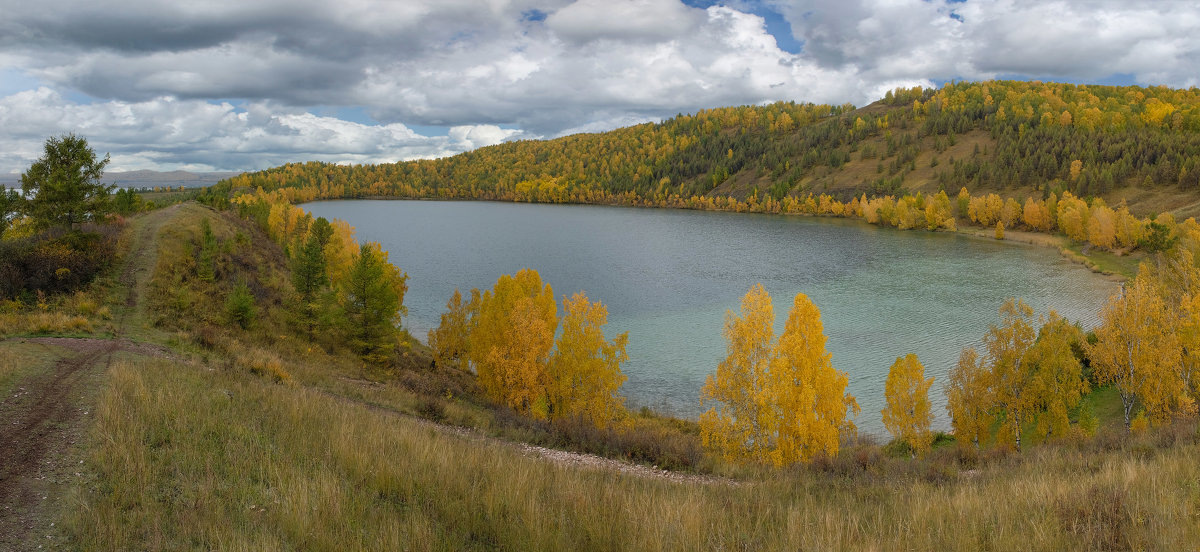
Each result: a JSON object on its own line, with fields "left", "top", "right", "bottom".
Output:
{"left": 302, "top": 200, "right": 1119, "bottom": 436}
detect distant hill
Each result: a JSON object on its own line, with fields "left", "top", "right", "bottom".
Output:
{"left": 105, "top": 170, "right": 242, "bottom": 189}
{"left": 0, "top": 170, "right": 242, "bottom": 190}
{"left": 215, "top": 80, "right": 1200, "bottom": 219}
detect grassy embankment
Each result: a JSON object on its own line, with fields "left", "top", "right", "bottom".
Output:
{"left": 72, "top": 353, "right": 1200, "bottom": 551}
{"left": 3, "top": 202, "right": 1197, "bottom": 550}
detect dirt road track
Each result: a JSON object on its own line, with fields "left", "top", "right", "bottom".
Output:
{"left": 0, "top": 205, "right": 179, "bottom": 550}
{"left": 0, "top": 340, "right": 115, "bottom": 549}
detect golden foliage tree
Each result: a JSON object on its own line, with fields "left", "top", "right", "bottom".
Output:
{"left": 324, "top": 219, "right": 358, "bottom": 288}
{"left": 1087, "top": 201, "right": 1117, "bottom": 250}
{"left": 699, "top": 284, "right": 774, "bottom": 463}
{"left": 1177, "top": 292, "right": 1200, "bottom": 416}
{"left": 468, "top": 269, "right": 558, "bottom": 417}
{"left": 700, "top": 285, "right": 858, "bottom": 466}
{"left": 1056, "top": 192, "right": 1090, "bottom": 243}
{"left": 1113, "top": 204, "right": 1146, "bottom": 249}
{"left": 945, "top": 347, "right": 992, "bottom": 450}
{"left": 1001, "top": 197, "right": 1023, "bottom": 228}
{"left": 881, "top": 353, "right": 935, "bottom": 456}
{"left": 1022, "top": 198, "right": 1047, "bottom": 232}
{"left": 984, "top": 298, "right": 1037, "bottom": 450}
{"left": 1087, "top": 272, "right": 1184, "bottom": 427}
{"left": 428, "top": 288, "right": 472, "bottom": 370}
{"left": 1026, "top": 312, "right": 1088, "bottom": 439}
{"left": 924, "top": 190, "right": 954, "bottom": 231}
{"left": 547, "top": 292, "right": 629, "bottom": 426}
{"left": 766, "top": 291, "right": 859, "bottom": 466}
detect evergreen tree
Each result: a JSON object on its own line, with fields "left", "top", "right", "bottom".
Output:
{"left": 341, "top": 243, "right": 408, "bottom": 365}
{"left": 20, "top": 134, "right": 114, "bottom": 230}
{"left": 293, "top": 217, "right": 334, "bottom": 301}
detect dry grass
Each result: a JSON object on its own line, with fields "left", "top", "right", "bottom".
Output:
{"left": 227, "top": 341, "right": 295, "bottom": 384}
{"left": 0, "top": 345, "right": 19, "bottom": 394}
{"left": 0, "top": 285, "right": 114, "bottom": 337}
{"left": 65, "top": 355, "right": 1200, "bottom": 551}
{"left": 0, "top": 310, "right": 94, "bottom": 335}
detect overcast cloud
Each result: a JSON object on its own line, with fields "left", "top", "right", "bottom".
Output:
{"left": 0, "top": 0, "right": 1197, "bottom": 174}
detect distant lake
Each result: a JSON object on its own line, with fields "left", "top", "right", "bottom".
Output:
{"left": 302, "top": 200, "right": 1118, "bottom": 436}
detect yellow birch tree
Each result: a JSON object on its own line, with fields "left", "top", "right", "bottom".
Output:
{"left": 766, "top": 292, "right": 859, "bottom": 466}
{"left": 984, "top": 298, "right": 1037, "bottom": 450}
{"left": 946, "top": 347, "right": 991, "bottom": 450}
{"left": 1027, "top": 312, "right": 1088, "bottom": 439}
{"left": 324, "top": 219, "right": 358, "bottom": 288}
{"left": 428, "top": 288, "right": 472, "bottom": 370}
{"left": 468, "top": 269, "right": 558, "bottom": 417}
{"left": 700, "top": 283, "right": 774, "bottom": 464}
{"left": 701, "top": 286, "right": 858, "bottom": 466}
{"left": 547, "top": 292, "right": 629, "bottom": 426}
{"left": 881, "top": 353, "right": 935, "bottom": 456}
{"left": 1177, "top": 292, "right": 1200, "bottom": 416}
{"left": 1087, "top": 271, "right": 1183, "bottom": 427}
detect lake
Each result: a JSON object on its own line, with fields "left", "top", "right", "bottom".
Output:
{"left": 302, "top": 199, "right": 1119, "bottom": 436}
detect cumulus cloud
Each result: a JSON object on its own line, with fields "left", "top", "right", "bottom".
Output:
{"left": 0, "top": 88, "right": 523, "bottom": 174}
{"left": 0, "top": 0, "right": 1197, "bottom": 172}
{"left": 545, "top": 0, "right": 705, "bottom": 44}
{"left": 360, "top": 5, "right": 881, "bottom": 134}
{"left": 771, "top": 0, "right": 1200, "bottom": 86}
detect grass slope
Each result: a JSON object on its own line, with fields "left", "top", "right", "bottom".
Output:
{"left": 70, "top": 350, "right": 1200, "bottom": 551}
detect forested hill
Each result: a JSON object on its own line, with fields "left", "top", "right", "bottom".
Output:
{"left": 213, "top": 80, "right": 1200, "bottom": 218}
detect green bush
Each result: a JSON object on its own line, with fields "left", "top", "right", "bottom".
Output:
{"left": 225, "top": 281, "right": 256, "bottom": 329}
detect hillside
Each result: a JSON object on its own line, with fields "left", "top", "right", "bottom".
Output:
{"left": 1, "top": 201, "right": 1199, "bottom": 550}
{"left": 211, "top": 80, "right": 1200, "bottom": 219}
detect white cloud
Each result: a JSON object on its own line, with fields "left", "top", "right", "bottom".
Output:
{"left": 448, "top": 124, "right": 526, "bottom": 150}
{"left": 0, "top": 88, "right": 520, "bottom": 173}
{"left": 545, "top": 0, "right": 705, "bottom": 44}
{"left": 771, "top": 0, "right": 1200, "bottom": 85}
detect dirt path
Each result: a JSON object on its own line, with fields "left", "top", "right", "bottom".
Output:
{"left": 0, "top": 205, "right": 181, "bottom": 550}
{"left": 114, "top": 203, "right": 182, "bottom": 339}
{"left": 0, "top": 340, "right": 114, "bottom": 549}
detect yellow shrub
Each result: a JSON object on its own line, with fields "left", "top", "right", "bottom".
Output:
{"left": 1130, "top": 411, "right": 1150, "bottom": 435}
{"left": 236, "top": 346, "right": 294, "bottom": 384}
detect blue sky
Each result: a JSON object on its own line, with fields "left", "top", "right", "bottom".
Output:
{"left": 0, "top": 0, "right": 1193, "bottom": 173}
